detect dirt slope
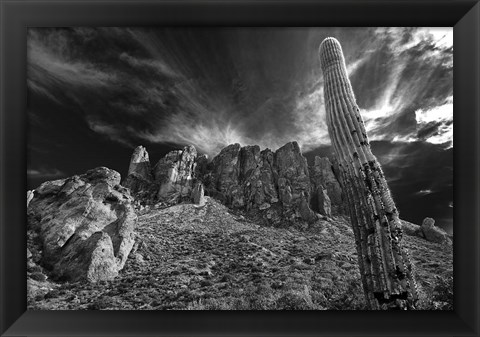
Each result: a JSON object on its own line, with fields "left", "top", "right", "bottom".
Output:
{"left": 28, "top": 197, "right": 452, "bottom": 310}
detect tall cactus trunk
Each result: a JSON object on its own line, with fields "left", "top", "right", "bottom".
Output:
{"left": 319, "top": 37, "right": 418, "bottom": 310}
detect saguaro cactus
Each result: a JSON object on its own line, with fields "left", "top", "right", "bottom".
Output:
{"left": 319, "top": 37, "right": 418, "bottom": 310}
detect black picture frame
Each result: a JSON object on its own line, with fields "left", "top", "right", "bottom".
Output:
{"left": 1, "top": 0, "right": 479, "bottom": 336}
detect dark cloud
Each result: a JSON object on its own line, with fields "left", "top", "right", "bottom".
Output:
{"left": 28, "top": 27, "right": 452, "bottom": 157}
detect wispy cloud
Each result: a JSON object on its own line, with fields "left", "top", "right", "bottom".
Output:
{"left": 28, "top": 30, "right": 117, "bottom": 93}
{"left": 416, "top": 189, "right": 434, "bottom": 196}
{"left": 27, "top": 27, "right": 453, "bottom": 158}
{"left": 27, "top": 168, "right": 66, "bottom": 179}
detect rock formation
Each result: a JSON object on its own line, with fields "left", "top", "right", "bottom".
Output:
{"left": 310, "top": 156, "right": 343, "bottom": 215}
{"left": 192, "top": 181, "right": 206, "bottom": 206}
{"left": 315, "top": 188, "right": 332, "bottom": 217}
{"left": 320, "top": 37, "right": 418, "bottom": 309}
{"left": 123, "top": 146, "right": 158, "bottom": 202}
{"left": 124, "top": 141, "right": 334, "bottom": 225}
{"left": 274, "top": 142, "right": 317, "bottom": 223}
{"left": 123, "top": 145, "right": 198, "bottom": 205}
{"left": 27, "top": 167, "right": 137, "bottom": 282}
{"left": 154, "top": 145, "right": 197, "bottom": 203}
{"left": 27, "top": 190, "right": 34, "bottom": 207}
{"left": 421, "top": 217, "right": 451, "bottom": 245}
{"left": 128, "top": 145, "right": 153, "bottom": 181}
{"left": 400, "top": 220, "right": 425, "bottom": 238}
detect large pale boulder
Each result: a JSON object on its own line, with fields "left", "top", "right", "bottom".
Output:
{"left": 27, "top": 167, "right": 137, "bottom": 282}
{"left": 421, "top": 217, "right": 451, "bottom": 244}
{"left": 400, "top": 220, "right": 425, "bottom": 238}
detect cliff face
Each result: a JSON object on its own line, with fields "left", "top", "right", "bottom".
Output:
{"left": 122, "top": 142, "right": 345, "bottom": 224}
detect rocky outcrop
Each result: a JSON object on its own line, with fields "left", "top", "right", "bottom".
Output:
{"left": 27, "top": 167, "right": 137, "bottom": 282}
{"left": 27, "top": 190, "right": 35, "bottom": 206}
{"left": 128, "top": 146, "right": 153, "bottom": 181}
{"left": 315, "top": 188, "right": 332, "bottom": 217}
{"left": 274, "top": 142, "right": 317, "bottom": 223}
{"left": 191, "top": 182, "right": 205, "bottom": 206}
{"left": 123, "top": 146, "right": 158, "bottom": 202}
{"left": 421, "top": 217, "right": 451, "bottom": 245}
{"left": 208, "top": 143, "right": 243, "bottom": 206}
{"left": 123, "top": 145, "right": 198, "bottom": 205}
{"left": 123, "top": 141, "right": 346, "bottom": 225}
{"left": 310, "top": 156, "right": 343, "bottom": 214}
{"left": 200, "top": 142, "right": 317, "bottom": 224}
{"left": 154, "top": 145, "right": 197, "bottom": 203}
{"left": 400, "top": 220, "right": 425, "bottom": 238}
{"left": 240, "top": 147, "right": 278, "bottom": 212}
{"left": 320, "top": 37, "right": 418, "bottom": 309}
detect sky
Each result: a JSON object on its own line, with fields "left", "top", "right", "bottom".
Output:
{"left": 27, "top": 27, "right": 453, "bottom": 233}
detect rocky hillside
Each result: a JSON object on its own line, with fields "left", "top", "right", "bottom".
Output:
{"left": 26, "top": 142, "right": 453, "bottom": 310}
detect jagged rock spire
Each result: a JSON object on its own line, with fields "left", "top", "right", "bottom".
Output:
{"left": 319, "top": 37, "right": 418, "bottom": 309}
{"left": 128, "top": 146, "right": 153, "bottom": 181}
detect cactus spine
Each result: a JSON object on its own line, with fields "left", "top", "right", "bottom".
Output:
{"left": 319, "top": 37, "right": 418, "bottom": 310}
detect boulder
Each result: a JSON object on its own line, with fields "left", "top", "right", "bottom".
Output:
{"left": 400, "top": 220, "right": 424, "bottom": 238}
{"left": 421, "top": 217, "right": 451, "bottom": 244}
{"left": 27, "top": 167, "right": 137, "bottom": 282}
{"left": 154, "top": 145, "right": 197, "bottom": 203}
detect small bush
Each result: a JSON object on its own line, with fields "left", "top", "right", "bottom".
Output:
{"left": 30, "top": 272, "right": 46, "bottom": 282}
{"left": 88, "top": 297, "right": 112, "bottom": 310}
{"left": 431, "top": 275, "right": 453, "bottom": 310}
{"left": 28, "top": 265, "right": 42, "bottom": 273}
{"left": 275, "top": 286, "right": 316, "bottom": 310}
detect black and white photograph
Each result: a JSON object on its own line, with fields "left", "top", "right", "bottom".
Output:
{"left": 26, "top": 27, "right": 453, "bottom": 310}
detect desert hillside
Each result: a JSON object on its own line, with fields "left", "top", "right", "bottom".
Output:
{"left": 28, "top": 193, "right": 452, "bottom": 310}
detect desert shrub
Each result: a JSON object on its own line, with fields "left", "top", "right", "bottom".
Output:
{"left": 327, "top": 278, "right": 366, "bottom": 310}
{"left": 44, "top": 289, "right": 60, "bottom": 299}
{"left": 415, "top": 275, "right": 453, "bottom": 310}
{"left": 30, "top": 272, "right": 46, "bottom": 282}
{"left": 186, "top": 298, "right": 234, "bottom": 310}
{"left": 431, "top": 275, "right": 453, "bottom": 310}
{"left": 28, "top": 265, "right": 43, "bottom": 273}
{"left": 275, "top": 286, "right": 316, "bottom": 310}
{"left": 88, "top": 297, "right": 113, "bottom": 310}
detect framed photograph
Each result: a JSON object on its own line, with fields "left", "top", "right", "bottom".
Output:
{"left": 1, "top": 0, "right": 479, "bottom": 336}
